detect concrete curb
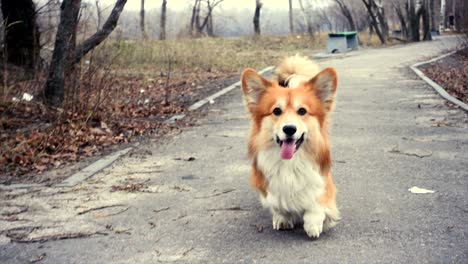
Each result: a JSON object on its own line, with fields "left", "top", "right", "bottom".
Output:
{"left": 1, "top": 66, "right": 275, "bottom": 189}
{"left": 56, "top": 147, "right": 132, "bottom": 187}
{"left": 188, "top": 66, "right": 274, "bottom": 112}
{"left": 164, "top": 66, "right": 274, "bottom": 124}
{"left": 0, "top": 147, "right": 133, "bottom": 190}
{"left": 410, "top": 50, "right": 468, "bottom": 112}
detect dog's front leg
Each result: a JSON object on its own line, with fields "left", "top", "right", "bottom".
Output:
{"left": 271, "top": 209, "right": 295, "bottom": 230}
{"left": 303, "top": 206, "right": 326, "bottom": 238}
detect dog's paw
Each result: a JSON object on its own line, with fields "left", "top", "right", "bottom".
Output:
{"left": 303, "top": 221, "right": 323, "bottom": 238}
{"left": 303, "top": 210, "right": 325, "bottom": 238}
{"left": 272, "top": 212, "right": 294, "bottom": 230}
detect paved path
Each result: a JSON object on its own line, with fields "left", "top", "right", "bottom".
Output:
{"left": 1, "top": 36, "right": 467, "bottom": 263}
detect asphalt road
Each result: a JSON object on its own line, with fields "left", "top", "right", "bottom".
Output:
{"left": 1, "top": 36, "right": 467, "bottom": 263}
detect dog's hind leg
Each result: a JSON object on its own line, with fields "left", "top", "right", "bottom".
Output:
{"left": 323, "top": 206, "right": 340, "bottom": 231}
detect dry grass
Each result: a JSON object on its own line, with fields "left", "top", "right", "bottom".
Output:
{"left": 91, "top": 34, "right": 328, "bottom": 74}
{"left": 358, "top": 32, "right": 389, "bottom": 48}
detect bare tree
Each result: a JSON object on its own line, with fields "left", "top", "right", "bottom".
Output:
{"left": 429, "top": 0, "right": 436, "bottom": 32}
{"left": 288, "top": 0, "right": 294, "bottom": 34}
{"left": 95, "top": 0, "right": 102, "bottom": 29}
{"left": 362, "top": 0, "right": 388, "bottom": 44}
{"left": 439, "top": 0, "right": 446, "bottom": 31}
{"left": 253, "top": 0, "right": 262, "bottom": 36}
{"left": 393, "top": 1, "right": 408, "bottom": 39}
{"left": 160, "top": 0, "right": 167, "bottom": 40}
{"left": 43, "top": 0, "right": 80, "bottom": 107}
{"left": 189, "top": 0, "right": 224, "bottom": 37}
{"left": 334, "top": 0, "right": 356, "bottom": 31}
{"left": 406, "top": 0, "right": 432, "bottom": 41}
{"left": 44, "top": 0, "right": 127, "bottom": 107}
{"left": 297, "top": 0, "right": 314, "bottom": 37}
{"left": 190, "top": 0, "right": 200, "bottom": 36}
{"left": 1, "top": 0, "right": 41, "bottom": 72}
{"left": 140, "top": 0, "right": 147, "bottom": 39}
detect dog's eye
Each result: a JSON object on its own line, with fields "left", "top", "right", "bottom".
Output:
{"left": 297, "top": 108, "right": 307, "bottom": 116}
{"left": 272, "top": 107, "right": 282, "bottom": 116}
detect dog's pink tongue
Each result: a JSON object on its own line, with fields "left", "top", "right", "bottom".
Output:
{"left": 280, "top": 142, "right": 296, "bottom": 160}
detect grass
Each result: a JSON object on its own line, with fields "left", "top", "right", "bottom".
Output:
{"left": 91, "top": 34, "right": 329, "bottom": 74}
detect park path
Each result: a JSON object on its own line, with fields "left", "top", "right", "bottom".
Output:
{"left": 1, "top": 36, "right": 467, "bottom": 263}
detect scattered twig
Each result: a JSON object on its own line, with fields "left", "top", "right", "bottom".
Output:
{"left": 113, "top": 171, "right": 164, "bottom": 177}
{"left": 389, "top": 145, "right": 432, "bottom": 158}
{"left": 153, "top": 207, "right": 170, "bottom": 213}
{"left": 206, "top": 206, "right": 250, "bottom": 211}
{"left": 114, "top": 228, "right": 131, "bottom": 235}
{"left": 182, "top": 246, "right": 194, "bottom": 257}
{"left": 29, "top": 252, "right": 46, "bottom": 263}
{"left": 100, "top": 206, "right": 130, "bottom": 217}
{"left": 77, "top": 204, "right": 126, "bottom": 215}
{"left": 10, "top": 231, "right": 108, "bottom": 243}
{"left": 254, "top": 224, "right": 264, "bottom": 233}
{"left": 172, "top": 214, "right": 187, "bottom": 221}
{"left": 194, "top": 188, "right": 236, "bottom": 199}
{"left": 1, "top": 205, "right": 28, "bottom": 216}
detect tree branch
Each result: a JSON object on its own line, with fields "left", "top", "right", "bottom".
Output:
{"left": 72, "top": 0, "right": 127, "bottom": 65}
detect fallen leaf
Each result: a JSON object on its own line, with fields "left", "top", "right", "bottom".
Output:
{"left": 408, "top": 186, "right": 435, "bottom": 194}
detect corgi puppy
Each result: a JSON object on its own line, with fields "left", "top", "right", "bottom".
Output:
{"left": 241, "top": 55, "right": 340, "bottom": 238}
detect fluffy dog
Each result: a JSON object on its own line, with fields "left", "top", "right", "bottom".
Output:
{"left": 241, "top": 55, "right": 340, "bottom": 238}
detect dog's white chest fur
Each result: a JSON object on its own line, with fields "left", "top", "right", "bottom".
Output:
{"left": 257, "top": 148, "right": 325, "bottom": 215}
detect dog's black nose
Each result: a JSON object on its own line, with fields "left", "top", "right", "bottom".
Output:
{"left": 283, "top": 125, "right": 297, "bottom": 136}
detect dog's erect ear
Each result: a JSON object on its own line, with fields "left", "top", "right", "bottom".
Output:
{"left": 241, "top": 69, "right": 272, "bottom": 111}
{"left": 308, "top": 68, "right": 338, "bottom": 112}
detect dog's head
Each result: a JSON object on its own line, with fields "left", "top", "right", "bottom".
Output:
{"left": 241, "top": 68, "right": 337, "bottom": 160}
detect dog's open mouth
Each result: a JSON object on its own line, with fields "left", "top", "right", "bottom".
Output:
{"left": 276, "top": 133, "right": 304, "bottom": 160}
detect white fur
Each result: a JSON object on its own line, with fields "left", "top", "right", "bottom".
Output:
{"left": 257, "top": 146, "right": 328, "bottom": 237}
{"left": 274, "top": 55, "right": 320, "bottom": 88}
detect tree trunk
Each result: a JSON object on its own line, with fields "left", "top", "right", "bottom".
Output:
{"left": 1, "top": 0, "right": 41, "bottom": 72}
{"left": 207, "top": 11, "right": 214, "bottom": 36}
{"left": 140, "top": 0, "right": 146, "bottom": 39}
{"left": 439, "top": 0, "right": 446, "bottom": 31}
{"left": 407, "top": 0, "right": 420, "bottom": 42}
{"left": 394, "top": 2, "right": 408, "bottom": 39}
{"left": 374, "top": 0, "right": 388, "bottom": 40}
{"left": 44, "top": 0, "right": 127, "bottom": 107}
{"left": 43, "top": 0, "right": 81, "bottom": 107}
{"left": 160, "top": 0, "right": 167, "bottom": 40}
{"left": 190, "top": 0, "right": 197, "bottom": 35}
{"left": 206, "top": 2, "right": 214, "bottom": 37}
{"left": 72, "top": 0, "right": 127, "bottom": 64}
{"left": 288, "top": 0, "right": 294, "bottom": 34}
{"left": 421, "top": 0, "right": 432, "bottom": 40}
{"left": 362, "top": 0, "right": 386, "bottom": 44}
{"left": 95, "top": 0, "right": 102, "bottom": 29}
{"left": 429, "top": 0, "right": 436, "bottom": 31}
{"left": 253, "top": 0, "right": 261, "bottom": 36}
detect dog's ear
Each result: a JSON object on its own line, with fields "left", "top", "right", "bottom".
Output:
{"left": 308, "top": 68, "right": 338, "bottom": 112}
{"left": 241, "top": 69, "right": 272, "bottom": 112}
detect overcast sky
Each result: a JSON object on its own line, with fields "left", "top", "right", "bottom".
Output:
{"left": 95, "top": 0, "right": 300, "bottom": 12}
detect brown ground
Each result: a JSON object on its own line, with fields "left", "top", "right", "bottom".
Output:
{"left": 0, "top": 67, "right": 237, "bottom": 185}
{"left": 420, "top": 48, "right": 468, "bottom": 104}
